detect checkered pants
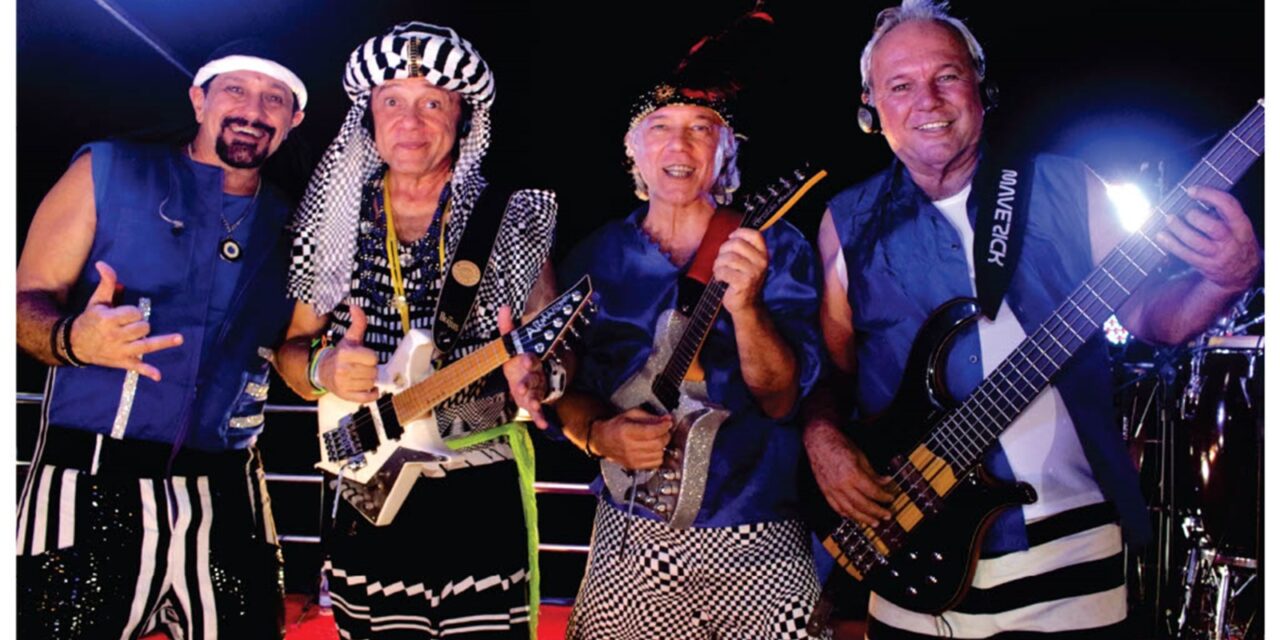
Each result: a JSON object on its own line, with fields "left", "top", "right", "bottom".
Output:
{"left": 567, "top": 501, "right": 830, "bottom": 640}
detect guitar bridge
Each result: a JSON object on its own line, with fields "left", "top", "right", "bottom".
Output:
{"left": 324, "top": 407, "right": 378, "bottom": 463}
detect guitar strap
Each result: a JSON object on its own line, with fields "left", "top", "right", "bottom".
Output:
{"left": 970, "top": 152, "right": 1034, "bottom": 320}
{"left": 676, "top": 207, "right": 742, "bottom": 315}
{"left": 432, "top": 184, "right": 512, "bottom": 354}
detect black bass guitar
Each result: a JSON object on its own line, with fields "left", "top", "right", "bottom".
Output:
{"left": 803, "top": 101, "right": 1264, "bottom": 617}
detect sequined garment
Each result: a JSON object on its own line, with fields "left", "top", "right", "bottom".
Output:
{"left": 17, "top": 429, "right": 284, "bottom": 640}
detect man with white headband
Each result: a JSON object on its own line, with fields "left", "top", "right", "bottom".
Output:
{"left": 16, "top": 39, "right": 307, "bottom": 638}
{"left": 275, "top": 22, "right": 558, "bottom": 639}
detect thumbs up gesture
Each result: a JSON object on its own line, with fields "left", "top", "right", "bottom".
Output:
{"left": 71, "top": 261, "right": 184, "bottom": 382}
{"left": 318, "top": 304, "right": 380, "bottom": 403}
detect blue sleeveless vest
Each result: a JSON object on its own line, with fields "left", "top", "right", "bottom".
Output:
{"left": 828, "top": 153, "right": 1151, "bottom": 550}
{"left": 46, "top": 141, "right": 294, "bottom": 452}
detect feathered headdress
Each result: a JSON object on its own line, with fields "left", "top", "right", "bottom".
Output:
{"left": 627, "top": 6, "right": 776, "bottom": 133}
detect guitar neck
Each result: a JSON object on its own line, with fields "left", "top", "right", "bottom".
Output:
{"left": 391, "top": 338, "right": 512, "bottom": 423}
{"left": 651, "top": 169, "right": 831, "bottom": 405}
{"left": 930, "top": 102, "right": 1264, "bottom": 473}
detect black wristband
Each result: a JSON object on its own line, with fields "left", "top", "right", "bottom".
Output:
{"left": 584, "top": 417, "right": 603, "bottom": 461}
{"left": 49, "top": 316, "right": 71, "bottom": 366}
{"left": 61, "top": 314, "right": 87, "bottom": 368}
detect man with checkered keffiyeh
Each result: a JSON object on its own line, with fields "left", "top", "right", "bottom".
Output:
{"left": 273, "top": 22, "right": 559, "bottom": 639}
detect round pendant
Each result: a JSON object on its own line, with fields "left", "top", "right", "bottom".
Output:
{"left": 220, "top": 237, "right": 243, "bottom": 262}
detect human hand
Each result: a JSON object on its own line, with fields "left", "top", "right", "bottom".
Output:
{"left": 714, "top": 228, "right": 769, "bottom": 317}
{"left": 1156, "top": 185, "right": 1260, "bottom": 296}
{"left": 499, "top": 305, "right": 550, "bottom": 429}
{"left": 320, "top": 305, "right": 380, "bottom": 403}
{"left": 804, "top": 422, "right": 896, "bottom": 527}
{"left": 592, "top": 407, "right": 673, "bottom": 470}
{"left": 70, "top": 261, "right": 183, "bottom": 382}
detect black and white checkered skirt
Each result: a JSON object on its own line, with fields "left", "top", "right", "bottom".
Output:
{"left": 567, "top": 501, "right": 830, "bottom": 640}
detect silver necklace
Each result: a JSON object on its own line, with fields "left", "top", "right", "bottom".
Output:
{"left": 217, "top": 183, "right": 259, "bottom": 262}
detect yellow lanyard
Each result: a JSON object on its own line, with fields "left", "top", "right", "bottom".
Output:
{"left": 382, "top": 176, "right": 449, "bottom": 337}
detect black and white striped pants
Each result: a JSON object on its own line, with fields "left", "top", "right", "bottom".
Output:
{"left": 323, "top": 460, "right": 531, "bottom": 639}
{"left": 17, "top": 425, "right": 285, "bottom": 640}
{"left": 867, "top": 503, "right": 1130, "bottom": 639}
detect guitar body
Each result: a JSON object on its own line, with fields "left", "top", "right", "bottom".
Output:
{"left": 602, "top": 308, "right": 729, "bottom": 529}
{"left": 802, "top": 298, "right": 1036, "bottom": 614}
{"left": 317, "top": 328, "right": 455, "bottom": 526}
{"left": 313, "top": 276, "right": 597, "bottom": 527}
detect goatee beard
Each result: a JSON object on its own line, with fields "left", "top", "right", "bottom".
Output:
{"left": 216, "top": 117, "right": 276, "bottom": 168}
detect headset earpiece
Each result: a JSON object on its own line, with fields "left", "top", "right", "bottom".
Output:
{"left": 980, "top": 80, "right": 999, "bottom": 113}
{"left": 857, "top": 103, "right": 880, "bottom": 135}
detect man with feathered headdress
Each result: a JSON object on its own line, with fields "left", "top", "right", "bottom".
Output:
{"left": 548, "top": 11, "right": 830, "bottom": 639}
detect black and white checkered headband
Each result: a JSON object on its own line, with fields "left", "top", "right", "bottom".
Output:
{"left": 288, "top": 22, "right": 495, "bottom": 313}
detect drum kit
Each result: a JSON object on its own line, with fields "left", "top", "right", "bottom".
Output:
{"left": 1121, "top": 288, "right": 1264, "bottom": 640}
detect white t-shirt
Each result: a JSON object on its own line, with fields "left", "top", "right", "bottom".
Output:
{"left": 930, "top": 185, "right": 1106, "bottom": 522}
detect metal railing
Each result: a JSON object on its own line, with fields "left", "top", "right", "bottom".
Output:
{"left": 17, "top": 392, "right": 593, "bottom": 554}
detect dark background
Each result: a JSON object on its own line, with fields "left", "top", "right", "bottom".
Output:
{"left": 16, "top": 0, "right": 1265, "bottom": 600}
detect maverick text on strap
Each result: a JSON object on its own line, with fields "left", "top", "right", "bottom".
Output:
{"left": 971, "top": 151, "right": 1034, "bottom": 320}
{"left": 432, "top": 183, "right": 511, "bottom": 354}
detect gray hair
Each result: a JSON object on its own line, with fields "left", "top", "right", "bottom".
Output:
{"left": 623, "top": 123, "right": 741, "bottom": 206}
{"left": 859, "top": 0, "right": 986, "bottom": 99}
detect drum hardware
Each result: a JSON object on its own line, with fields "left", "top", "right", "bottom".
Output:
{"left": 1120, "top": 287, "right": 1263, "bottom": 639}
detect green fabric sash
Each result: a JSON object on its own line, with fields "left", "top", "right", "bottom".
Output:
{"left": 445, "top": 421, "right": 539, "bottom": 639}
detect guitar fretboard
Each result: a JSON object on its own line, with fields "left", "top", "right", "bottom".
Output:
{"left": 927, "top": 101, "right": 1264, "bottom": 474}
{"left": 391, "top": 339, "right": 511, "bottom": 423}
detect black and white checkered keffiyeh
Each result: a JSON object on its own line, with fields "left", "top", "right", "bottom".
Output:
{"left": 289, "top": 22, "right": 496, "bottom": 313}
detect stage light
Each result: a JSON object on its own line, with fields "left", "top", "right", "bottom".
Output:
{"left": 1105, "top": 182, "right": 1153, "bottom": 232}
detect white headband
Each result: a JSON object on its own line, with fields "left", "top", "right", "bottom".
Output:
{"left": 192, "top": 54, "right": 308, "bottom": 110}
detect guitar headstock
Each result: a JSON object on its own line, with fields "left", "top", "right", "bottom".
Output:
{"left": 741, "top": 165, "right": 829, "bottom": 232}
{"left": 511, "top": 275, "right": 596, "bottom": 361}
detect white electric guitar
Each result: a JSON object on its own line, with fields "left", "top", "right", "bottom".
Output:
{"left": 317, "top": 275, "right": 595, "bottom": 525}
